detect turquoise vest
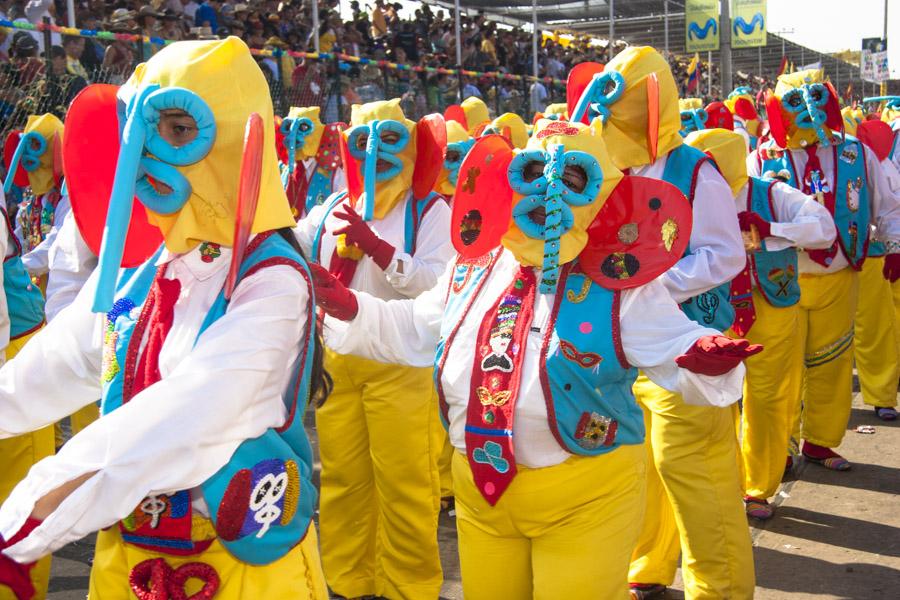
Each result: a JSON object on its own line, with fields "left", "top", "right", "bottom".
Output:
{"left": 311, "top": 191, "right": 444, "bottom": 262}
{"left": 434, "top": 254, "right": 643, "bottom": 456}
{"left": 759, "top": 138, "right": 871, "bottom": 269}
{"left": 2, "top": 208, "right": 44, "bottom": 338}
{"left": 662, "top": 144, "right": 736, "bottom": 331}
{"left": 745, "top": 178, "right": 801, "bottom": 307}
{"left": 101, "top": 233, "right": 317, "bottom": 565}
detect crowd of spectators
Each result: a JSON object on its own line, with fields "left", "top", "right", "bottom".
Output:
{"left": 0, "top": 0, "right": 774, "bottom": 134}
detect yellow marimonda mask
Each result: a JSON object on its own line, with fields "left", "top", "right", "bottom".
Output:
{"left": 841, "top": 106, "right": 865, "bottom": 137}
{"left": 503, "top": 118, "right": 623, "bottom": 292}
{"left": 724, "top": 87, "right": 761, "bottom": 137}
{"left": 435, "top": 119, "right": 472, "bottom": 196}
{"left": 595, "top": 46, "right": 683, "bottom": 170}
{"left": 344, "top": 98, "right": 416, "bottom": 221}
{"left": 684, "top": 129, "right": 748, "bottom": 199}
{"left": 283, "top": 106, "right": 325, "bottom": 161}
{"left": 461, "top": 96, "right": 490, "bottom": 135}
{"left": 8, "top": 113, "right": 64, "bottom": 196}
{"left": 115, "top": 37, "right": 294, "bottom": 254}
{"left": 484, "top": 112, "right": 529, "bottom": 149}
{"left": 770, "top": 68, "right": 843, "bottom": 149}
{"left": 543, "top": 103, "right": 569, "bottom": 120}
{"left": 678, "top": 98, "right": 707, "bottom": 136}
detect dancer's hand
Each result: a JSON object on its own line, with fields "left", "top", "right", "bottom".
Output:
{"left": 675, "top": 335, "right": 763, "bottom": 376}
{"left": 0, "top": 518, "right": 42, "bottom": 600}
{"left": 333, "top": 204, "right": 396, "bottom": 271}
{"left": 310, "top": 263, "right": 359, "bottom": 321}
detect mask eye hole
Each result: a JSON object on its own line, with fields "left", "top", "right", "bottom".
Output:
{"left": 354, "top": 132, "right": 368, "bottom": 152}
{"left": 157, "top": 109, "right": 199, "bottom": 148}
{"left": 523, "top": 160, "right": 545, "bottom": 183}
{"left": 786, "top": 93, "right": 803, "bottom": 108}
{"left": 380, "top": 130, "right": 401, "bottom": 146}
{"left": 298, "top": 121, "right": 312, "bottom": 133}
{"left": 602, "top": 79, "right": 617, "bottom": 95}
{"left": 29, "top": 137, "right": 42, "bottom": 152}
{"left": 563, "top": 165, "right": 587, "bottom": 193}
{"left": 681, "top": 112, "right": 692, "bottom": 123}
{"left": 445, "top": 150, "right": 461, "bottom": 163}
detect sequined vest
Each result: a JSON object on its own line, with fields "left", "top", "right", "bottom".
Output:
{"left": 100, "top": 232, "right": 317, "bottom": 565}
{"left": 662, "top": 144, "right": 736, "bottom": 331}
{"left": 760, "top": 138, "right": 870, "bottom": 269}
{"left": 434, "top": 252, "right": 643, "bottom": 457}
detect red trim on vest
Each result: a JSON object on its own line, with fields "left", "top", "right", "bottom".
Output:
{"left": 611, "top": 290, "right": 629, "bottom": 369}
{"left": 538, "top": 263, "right": 572, "bottom": 451}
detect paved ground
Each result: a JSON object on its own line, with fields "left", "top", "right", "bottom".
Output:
{"left": 45, "top": 392, "right": 900, "bottom": 599}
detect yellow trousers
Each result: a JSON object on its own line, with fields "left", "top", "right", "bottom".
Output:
{"left": 431, "top": 396, "right": 454, "bottom": 499}
{"left": 629, "top": 375, "right": 754, "bottom": 600}
{"left": 0, "top": 330, "right": 52, "bottom": 600}
{"left": 453, "top": 445, "right": 646, "bottom": 600}
{"left": 317, "top": 351, "right": 441, "bottom": 600}
{"left": 88, "top": 518, "right": 327, "bottom": 599}
{"left": 854, "top": 257, "right": 899, "bottom": 408}
{"left": 792, "top": 269, "right": 860, "bottom": 448}
{"left": 737, "top": 289, "right": 804, "bottom": 500}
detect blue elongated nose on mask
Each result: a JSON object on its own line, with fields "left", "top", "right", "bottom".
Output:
{"left": 93, "top": 84, "right": 216, "bottom": 312}
{"left": 280, "top": 116, "right": 314, "bottom": 177}
{"left": 3, "top": 132, "right": 47, "bottom": 194}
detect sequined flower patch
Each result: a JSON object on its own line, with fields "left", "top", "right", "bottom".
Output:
{"left": 102, "top": 298, "right": 136, "bottom": 383}
{"left": 574, "top": 411, "right": 618, "bottom": 450}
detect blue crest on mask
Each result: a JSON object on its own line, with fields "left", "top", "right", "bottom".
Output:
{"left": 3, "top": 131, "right": 48, "bottom": 194}
{"left": 508, "top": 143, "right": 603, "bottom": 293}
{"left": 346, "top": 119, "right": 409, "bottom": 222}
{"left": 679, "top": 108, "right": 708, "bottom": 137}
{"left": 570, "top": 70, "right": 626, "bottom": 125}
{"left": 93, "top": 84, "right": 217, "bottom": 312}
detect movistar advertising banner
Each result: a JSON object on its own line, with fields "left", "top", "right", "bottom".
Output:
{"left": 686, "top": 0, "right": 720, "bottom": 53}
{"left": 731, "top": 0, "right": 767, "bottom": 48}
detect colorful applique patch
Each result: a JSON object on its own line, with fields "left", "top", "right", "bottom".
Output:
{"left": 216, "top": 458, "right": 300, "bottom": 541}
{"left": 472, "top": 441, "right": 510, "bottom": 473}
{"left": 198, "top": 242, "right": 222, "bottom": 263}
{"left": 565, "top": 277, "right": 592, "bottom": 303}
{"left": 102, "top": 298, "right": 136, "bottom": 383}
{"left": 535, "top": 121, "right": 579, "bottom": 139}
{"left": 661, "top": 218, "right": 678, "bottom": 252}
{"left": 766, "top": 264, "right": 796, "bottom": 297}
{"left": 600, "top": 252, "right": 640, "bottom": 280}
{"left": 574, "top": 411, "right": 618, "bottom": 450}
{"left": 559, "top": 339, "right": 603, "bottom": 368}
{"left": 122, "top": 490, "right": 192, "bottom": 532}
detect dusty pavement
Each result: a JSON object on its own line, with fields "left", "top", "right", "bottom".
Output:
{"left": 45, "top": 392, "right": 899, "bottom": 599}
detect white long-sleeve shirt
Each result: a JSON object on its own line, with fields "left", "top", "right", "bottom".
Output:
{"left": 326, "top": 249, "right": 745, "bottom": 469}
{"left": 735, "top": 180, "right": 836, "bottom": 254}
{"left": 632, "top": 154, "right": 746, "bottom": 302}
{"left": 0, "top": 242, "right": 310, "bottom": 563}
{"left": 295, "top": 191, "right": 453, "bottom": 301}
{"left": 18, "top": 194, "right": 70, "bottom": 277}
{"left": 748, "top": 143, "right": 900, "bottom": 274}
{"left": 44, "top": 211, "right": 97, "bottom": 322}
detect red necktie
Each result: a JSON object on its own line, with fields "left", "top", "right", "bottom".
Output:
{"left": 133, "top": 274, "right": 182, "bottom": 396}
{"left": 465, "top": 266, "right": 537, "bottom": 505}
{"left": 729, "top": 259, "right": 755, "bottom": 337}
{"left": 286, "top": 166, "right": 311, "bottom": 218}
{"left": 801, "top": 147, "right": 839, "bottom": 267}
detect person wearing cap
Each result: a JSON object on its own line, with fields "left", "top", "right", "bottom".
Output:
{"left": 568, "top": 47, "right": 751, "bottom": 599}
{"left": 748, "top": 69, "right": 900, "bottom": 468}
{"left": 0, "top": 37, "right": 331, "bottom": 600}
{"left": 159, "top": 9, "right": 186, "bottom": 42}
{"left": 102, "top": 11, "right": 138, "bottom": 84}
{"left": 686, "top": 128, "right": 835, "bottom": 520}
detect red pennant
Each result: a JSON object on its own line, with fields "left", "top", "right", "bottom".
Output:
{"left": 63, "top": 84, "right": 163, "bottom": 267}
{"left": 579, "top": 176, "right": 693, "bottom": 290}
{"left": 225, "top": 113, "right": 264, "bottom": 300}
{"left": 732, "top": 97, "right": 759, "bottom": 121}
{"left": 451, "top": 135, "right": 514, "bottom": 258}
{"left": 824, "top": 82, "right": 844, "bottom": 134}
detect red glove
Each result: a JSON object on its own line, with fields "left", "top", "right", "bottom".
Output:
{"left": 333, "top": 204, "right": 397, "bottom": 271}
{"left": 0, "top": 518, "right": 42, "bottom": 600}
{"left": 675, "top": 335, "right": 764, "bottom": 376}
{"left": 310, "top": 263, "right": 359, "bottom": 321}
{"left": 737, "top": 211, "right": 772, "bottom": 239}
{"left": 883, "top": 253, "right": 900, "bottom": 283}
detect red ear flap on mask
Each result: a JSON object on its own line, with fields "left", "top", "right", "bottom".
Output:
{"left": 63, "top": 84, "right": 163, "bottom": 266}
{"left": 3, "top": 131, "right": 29, "bottom": 188}
{"left": 705, "top": 101, "right": 734, "bottom": 130}
{"left": 824, "top": 82, "right": 843, "bottom": 133}
{"left": 274, "top": 116, "right": 287, "bottom": 165}
{"left": 444, "top": 105, "right": 468, "bottom": 131}
{"left": 732, "top": 97, "right": 759, "bottom": 121}
{"left": 646, "top": 73, "right": 660, "bottom": 164}
{"left": 451, "top": 134, "right": 514, "bottom": 258}
{"left": 856, "top": 119, "right": 895, "bottom": 162}
{"left": 765, "top": 91, "right": 788, "bottom": 148}
{"left": 566, "top": 61, "right": 605, "bottom": 124}
{"left": 579, "top": 176, "right": 693, "bottom": 290}
{"left": 338, "top": 130, "right": 362, "bottom": 205}
{"left": 412, "top": 113, "right": 447, "bottom": 201}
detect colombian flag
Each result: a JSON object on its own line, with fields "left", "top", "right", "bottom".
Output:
{"left": 687, "top": 53, "right": 700, "bottom": 92}
{"left": 777, "top": 56, "right": 788, "bottom": 77}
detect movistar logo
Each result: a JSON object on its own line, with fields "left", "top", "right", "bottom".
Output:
{"left": 688, "top": 18, "right": 718, "bottom": 40}
{"left": 733, "top": 13, "right": 765, "bottom": 36}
